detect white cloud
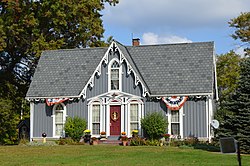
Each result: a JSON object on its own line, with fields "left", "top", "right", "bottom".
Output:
{"left": 103, "top": 0, "right": 250, "bottom": 30}
{"left": 142, "top": 32, "right": 192, "bottom": 45}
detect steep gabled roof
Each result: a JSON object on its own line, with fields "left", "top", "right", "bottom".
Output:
{"left": 26, "top": 41, "right": 215, "bottom": 99}
{"left": 115, "top": 41, "right": 150, "bottom": 93}
{"left": 26, "top": 47, "right": 107, "bottom": 98}
{"left": 127, "top": 42, "right": 215, "bottom": 95}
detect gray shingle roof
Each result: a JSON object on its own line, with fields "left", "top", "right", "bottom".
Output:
{"left": 26, "top": 47, "right": 107, "bottom": 97}
{"left": 26, "top": 41, "right": 215, "bottom": 98}
{"left": 127, "top": 42, "right": 214, "bottom": 95}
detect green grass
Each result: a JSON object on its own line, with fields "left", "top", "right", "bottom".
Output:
{"left": 0, "top": 145, "right": 249, "bottom": 166}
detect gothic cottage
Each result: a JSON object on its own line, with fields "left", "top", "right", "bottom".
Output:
{"left": 26, "top": 39, "right": 218, "bottom": 141}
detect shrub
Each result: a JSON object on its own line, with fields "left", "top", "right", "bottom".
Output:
{"left": 19, "top": 139, "right": 29, "bottom": 145}
{"left": 141, "top": 112, "right": 168, "bottom": 140}
{"left": 183, "top": 137, "right": 199, "bottom": 146}
{"left": 145, "top": 139, "right": 160, "bottom": 146}
{"left": 171, "top": 140, "right": 185, "bottom": 147}
{"left": 64, "top": 116, "right": 87, "bottom": 142}
{"left": 130, "top": 137, "right": 146, "bottom": 146}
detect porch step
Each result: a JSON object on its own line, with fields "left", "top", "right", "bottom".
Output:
{"left": 99, "top": 139, "right": 122, "bottom": 145}
{"left": 107, "top": 135, "right": 120, "bottom": 140}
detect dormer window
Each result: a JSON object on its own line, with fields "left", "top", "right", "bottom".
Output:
{"left": 109, "top": 60, "right": 121, "bottom": 91}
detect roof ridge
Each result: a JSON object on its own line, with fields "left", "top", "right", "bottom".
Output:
{"left": 43, "top": 46, "right": 108, "bottom": 53}
{"left": 126, "top": 41, "right": 214, "bottom": 48}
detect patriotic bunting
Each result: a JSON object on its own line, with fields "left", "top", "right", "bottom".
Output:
{"left": 46, "top": 98, "right": 69, "bottom": 106}
{"left": 162, "top": 96, "right": 188, "bottom": 110}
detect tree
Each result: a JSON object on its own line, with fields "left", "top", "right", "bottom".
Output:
{"left": 0, "top": 99, "right": 19, "bottom": 145}
{"left": 229, "top": 12, "right": 250, "bottom": 55}
{"left": 0, "top": 0, "right": 118, "bottom": 144}
{"left": 141, "top": 112, "right": 168, "bottom": 140}
{"left": 0, "top": 0, "right": 118, "bottom": 86}
{"left": 217, "top": 58, "right": 250, "bottom": 154}
{"left": 216, "top": 51, "right": 241, "bottom": 100}
{"left": 233, "top": 57, "right": 250, "bottom": 153}
{"left": 215, "top": 13, "right": 250, "bottom": 153}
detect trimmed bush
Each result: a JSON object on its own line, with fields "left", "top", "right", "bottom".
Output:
{"left": 141, "top": 112, "right": 168, "bottom": 140}
{"left": 64, "top": 116, "right": 87, "bottom": 142}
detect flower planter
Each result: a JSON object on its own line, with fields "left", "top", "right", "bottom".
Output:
{"left": 84, "top": 134, "right": 91, "bottom": 143}
{"left": 92, "top": 140, "right": 98, "bottom": 145}
{"left": 122, "top": 141, "right": 128, "bottom": 146}
{"left": 100, "top": 135, "right": 107, "bottom": 140}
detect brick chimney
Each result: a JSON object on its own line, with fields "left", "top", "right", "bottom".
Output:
{"left": 132, "top": 38, "right": 140, "bottom": 46}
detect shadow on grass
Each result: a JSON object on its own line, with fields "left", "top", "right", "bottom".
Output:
{"left": 178, "top": 144, "right": 220, "bottom": 152}
{"left": 193, "top": 144, "right": 220, "bottom": 152}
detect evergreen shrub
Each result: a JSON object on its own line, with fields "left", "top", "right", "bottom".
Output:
{"left": 141, "top": 112, "right": 168, "bottom": 140}
{"left": 64, "top": 116, "right": 87, "bottom": 142}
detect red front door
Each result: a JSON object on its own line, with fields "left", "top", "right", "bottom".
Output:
{"left": 110, "top": 105, "right": 121, "bottom": 135}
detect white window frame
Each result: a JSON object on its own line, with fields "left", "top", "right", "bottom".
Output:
{"left": 92, "top": 104, "right": 101, "bottom": 136}
{"left": 127, "top": 99, "right": 143, "bottom": 137}
{"left": 88, "top": 100, "right": 103, "bottom": 137}
{"left": 108, "top": 58, "right": 122, "bottom": 92}
{"left": 52, "top": 103, "right": 67, "bottom": 138}
{"left": 167, "top": 107, "right": 183, "bottom": 138}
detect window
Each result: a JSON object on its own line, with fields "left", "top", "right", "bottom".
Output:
{"left": 130, "top": 104, "right": 139, "bottom": 134}
{"left": 110, "top": 60, "right": 120, "bottom": 90}
{"left": 92, "top": 104, "right": 100, "bottom": 135}
{"left": 54, "top": 104, "right": 66, "bottom": 137}
{"left": 171, "top": 110, "right": 180, "bottom": 135}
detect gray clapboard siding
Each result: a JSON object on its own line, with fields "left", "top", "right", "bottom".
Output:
{"left": 66, "top": 99, "right": 88, "bottom": 120}
{"left": 144, "top": 100, "right": 167, "bottom": 116}
{"left": 33, "top": 99, "right": 89, "bottom": 138}
{"left": 86, "top": 64, "right": 108, "bottom": 98}
{"left": 122, "top": 64, "right": 142, "bottom": 96}
{"left": 183, "top": 100, "right": 207, "bottom": 138}
{"left": 33, "top": 103, "right": 53, "bottom": 137}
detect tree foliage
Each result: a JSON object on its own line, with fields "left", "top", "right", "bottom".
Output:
{"left": 215, "top": 12, "right": 250, "bottom": 153}
{"left": 141, "top": 112, "right": 168, "bottom": 140}
{"left": 216, "top": 51, "right": 241, "bottom": 100}
{"left": 216, "top": 58, "right": 250, "bottom": 154}
{"left": 0, "top": 0, "right": 118, "bottom": 86}
{"left": 0, "top": 0, "right": 118, "bottom": 144}
{"left": 0, "top": 99, "right": 19, "bottom": 145}
{"left": 229, "top": 12, "right": 250, "bottom": 55}
{"left": 64, "top": 116, "right": 87, "bottom": 142}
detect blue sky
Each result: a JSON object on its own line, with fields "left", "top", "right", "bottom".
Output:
{"left": 102, "top": 0, "right": 250, "bottom": 56}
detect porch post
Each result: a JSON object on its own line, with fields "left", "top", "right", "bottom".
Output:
{"left": 30, "top": 102, "right": 34, "bottom": 142}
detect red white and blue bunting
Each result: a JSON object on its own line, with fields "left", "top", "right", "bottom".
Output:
{"left": 46, "top": 98, "right": 69, "bottom": 106}
{"left": 162, "top": 96, "right": 188, "bottom": 111}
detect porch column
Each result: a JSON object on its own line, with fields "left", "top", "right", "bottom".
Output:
{"left": 208, "top": 96, "right": 213, "bottom": 141}
{"left": 30, "top": 102, "right": 34, "bottom": 142}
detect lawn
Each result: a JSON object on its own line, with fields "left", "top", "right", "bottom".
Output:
{"left": 0, "top": 145, "right": 249, "bottom": 166}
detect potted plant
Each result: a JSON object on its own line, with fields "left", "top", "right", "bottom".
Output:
{"left": 84, "top": 129, "right": 91, "bottom": 143}
{"left": 121, "top": 136, "right": 128, "bottom": 146}
{"left": 162, "top": 133, "right": 171, "bottom": 141}
{"left": 91, "top": 137, "right": 98, "bottom": 145}
{"left": 100, "top": 131, "right": 106, "bottom": 140}
{"left": 132, "top": 130, "right": 139, "bottom": 137}
{"left": 121, "top": 131, "right": 126, "bottom": 136}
